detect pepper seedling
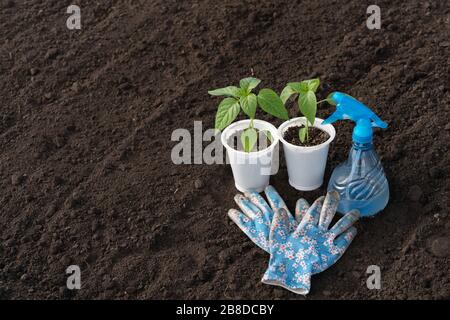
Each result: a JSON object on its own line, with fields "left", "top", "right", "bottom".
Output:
{"left": 280, "top": 78, "right": 329, "bottom": 143}
{"left": 208, "top": 77, "right": 288, "bottom": 152}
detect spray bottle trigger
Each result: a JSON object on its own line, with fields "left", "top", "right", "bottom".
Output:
{"left": 322, "top": 110, "right": 342, "bottom": 125}
{"left": 370, "top": 113, "right": 388, "bottom": 129}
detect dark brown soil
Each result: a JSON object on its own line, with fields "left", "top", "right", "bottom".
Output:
{"left": 0, "top": 1, "right": 449, "bottom": 300}
{"left": 283, "top": 125, "right": 330, "bottom": 147}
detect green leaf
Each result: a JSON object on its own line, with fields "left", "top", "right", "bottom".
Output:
{"left": 301, "top": 79, "right": 320, "bottom": 92}
{"left": 280, "top": 86, "right": 297, "bottom": 104}
{"left": 214, "top": 98, "right": 240, "bottom": 131}
{"left": 287, "top": 79, "right": 320, "bottom": 94}
{"left": 257, "top": 89, "right": 289, "bottom": 120}
{"left": 240, "top": 93, "right": 257, "bottom": 119}
{"left": 208, "top": 86, "right": 241, "bottom": 98}
{"left": 261, "top": 130, "right": 273, "bottom": 143}
{"left": 286, "top": 82, "right": 301, "bottom": 93}
{"left": 326, "top": 92, "right": 337, "bottom": 105}
{"left": 239, "top": 77, "right": 261, "bottom": 93}
{"left": 299, "top": 90, "right": 317, "bottom": 126}
{"left": 288, "top": 82, "right": 309, "bottom": 94}
{"left": 299, "top": 127, "right": 307, "bottom": 143}
{"left": 241, "top": 128, "right": 258, "bottom": 153}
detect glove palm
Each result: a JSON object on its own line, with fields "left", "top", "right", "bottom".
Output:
{"left": 228, "top": 186, "right": 358, "bottom": 276}
{"left": 262, "top": 191, "right": 359, "bottom": 294}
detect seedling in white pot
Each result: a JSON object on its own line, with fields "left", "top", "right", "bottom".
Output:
{"left": 277, "top": 79, "right": 336, "bottom": 191}
{"left": 208, "top": 77, "right": 288, "bottom": 192}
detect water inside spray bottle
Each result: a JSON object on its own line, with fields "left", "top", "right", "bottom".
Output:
{"left": 328, "top": 142, "right": 389, "bottom": 216}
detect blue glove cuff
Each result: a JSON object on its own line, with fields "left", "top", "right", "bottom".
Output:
{"left": 262, "top": 262, "right": 312, "bottom": 295}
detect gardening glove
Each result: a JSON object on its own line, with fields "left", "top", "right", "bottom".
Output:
{"left": 261, "top": 191, "right": 360, "bottom": 295}
{"left": 228, "top": 185, "right": 309, "bottom": 252}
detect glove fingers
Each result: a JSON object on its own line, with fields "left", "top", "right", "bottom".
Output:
{"left": 244, "top": 191, "right": 273, "bottom": 222}
{"left": 315, "top": 227, "right": 357, "bottom": 273}
{"left": 333, "top": 226, "right": 357, "bottom": 250}
{"left": 228, "top": 208, "right": 252, "bottom": 228}
{"left": 329, "top": 210, "right": 360, "bottom": 238}
{"left": 318, "top": 190, "right": 340, "bottom": 230}
{"left": 299, "top": 196, "right": 324, "bottom": 228}
{"left": 264, "top": 185, "right": 290, "bottom": 215}
{"left": 295, "top": 198, "right": 310, "bottom": 223}
{"left": 269, "top": 208, "right": 291, "bottom": 243}
{"left": 228, "top": 209, "right": 269, "bottom": 252}
{"left": 234, "top": 194, "right": 261, "bottom": 220}
{"left": 266, "top": 186, "right": 298, "bottom": 232}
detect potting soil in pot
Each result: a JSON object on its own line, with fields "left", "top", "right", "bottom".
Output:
{"left": 227, "top": 129, "right": 272, "bottom": 152}
{"left": 283, "top": 126, "right": 330, "bottom": 147}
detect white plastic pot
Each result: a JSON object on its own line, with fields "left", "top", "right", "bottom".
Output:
{"left": 278, "top": 117, "right": 336, "bottom": 191}
{"left": 221, "top": 119, "right": 279, "bottom": 192}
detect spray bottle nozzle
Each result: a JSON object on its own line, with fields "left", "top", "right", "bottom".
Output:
{"left": 322, "top": 92, "right": 387, "bottom": 143}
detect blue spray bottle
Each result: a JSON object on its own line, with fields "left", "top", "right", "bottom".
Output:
{"left": 322, "top": 92, "right": 389, "bottom": 217}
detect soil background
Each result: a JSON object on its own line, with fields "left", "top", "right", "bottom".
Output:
{"left": 0, "top": 0, "right": 449, "bottom": 299}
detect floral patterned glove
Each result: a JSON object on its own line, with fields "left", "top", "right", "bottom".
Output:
{"left": 228, "top": 185, "right": 309, "bottom": 252}
{"left": 261, "top": 191, "right": 360, "bottom": 295}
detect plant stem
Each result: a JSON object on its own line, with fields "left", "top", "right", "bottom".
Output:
{"left": 305, "top": 120, "right": 309, "bottom": 141}
{"left": 249, "top": 118, "right": 254, "bottom": 129}
{"left": 317, "top": 99, "right": 328, "bottom": 104}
